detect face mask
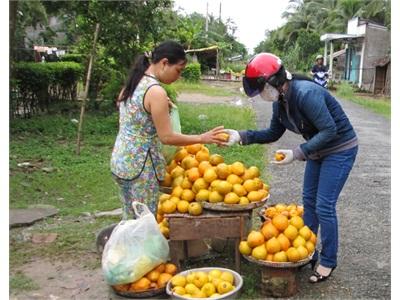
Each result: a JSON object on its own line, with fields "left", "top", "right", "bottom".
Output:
{"left": 260, "top": 83, "right": 280, "bottom": 102}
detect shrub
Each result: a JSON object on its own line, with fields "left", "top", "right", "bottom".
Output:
{"left": 60, "top": 54, "right": 85, "bottom": 64}
{"left": 336, "top": 82, "right": 355, "bottom": 98}
{"left": 13, "top": 62, "right": 84, "bottom": 117}
{"left": 181, "top": 63, "right": 201, "bottom": 82}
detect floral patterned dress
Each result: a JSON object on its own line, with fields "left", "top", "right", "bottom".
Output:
{"left": 110, "top": 75, "right": 166, "bottom": 219}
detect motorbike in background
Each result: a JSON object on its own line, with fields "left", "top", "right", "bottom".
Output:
{"left": 313, "top": 71, "right": 329, "bottom": 88}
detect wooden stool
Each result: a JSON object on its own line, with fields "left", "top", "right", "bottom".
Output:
{"left": 261, "top": 267, "right": 298, "bottom": 297}
{"left": 166, "top": 211, "right": 251, "bottom": 273}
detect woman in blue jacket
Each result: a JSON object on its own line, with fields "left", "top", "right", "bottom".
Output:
{"left": 225, "top": 53, "right": 358, "bottom": 283}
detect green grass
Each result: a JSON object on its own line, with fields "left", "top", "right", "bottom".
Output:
{"left": 342, "top": 95, "right": 391, "bottom": 118}
{"left": 335, "top": 82, "right": 391, "bottom": 118}
{"left": 172, "top": 80, "right": 242, "bottom": 97}
{"left": 10, "top": 272, "right": 40, "bottom": 292}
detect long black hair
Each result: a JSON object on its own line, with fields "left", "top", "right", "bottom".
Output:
{"left": 119, "top": 41, "right": 186, "bottom": 103}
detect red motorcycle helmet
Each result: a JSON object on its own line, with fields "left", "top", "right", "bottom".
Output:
{"left": 243, "top": 53, "right": 287, "bottom": 97}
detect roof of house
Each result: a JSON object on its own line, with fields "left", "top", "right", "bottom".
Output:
{"left": 320, "top": 33, "right": 364, "bottom": 42}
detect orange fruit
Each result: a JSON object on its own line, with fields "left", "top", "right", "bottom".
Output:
{"left": 227, "top": 174, "right": 243, "bottom": 185}
{"left": 157, "top": 273, "right": 173, "bottom": 287}
{"left": 209, "top": 190, "right": 224, "bottom": 203}
{"left": 272, "top": 214, "right": 289, "bottom": 231}
{"left": 266, "top": 254, "right": 274, "bottom": 261}
{"left": 241, "top": 170, "right": 253, "bottom": 181}
{"left": 297, "top": 245, "right": 309, "bottom": 260}
{"left": 292, "top": 236, "right": 306, "bottom": 248}
{"left": 216, "top": 163, "right": 231, "bottom": 179}
{"left": 224, "top": 192, "right": 240, "bottom": 204}
{"left": 266, "top": 237, "right": 281, "bottom": 254}
{"left": 273, "top": 251, "right": 288, "bottom": 262}
{"left": 239, "top": 241, "right": 252, "bottom": 255}
{"left": 232, "top": 184, "right": 247, "bottom": 197}
{"left": 231, "top": 162, "right": 245, "bottom": 176}
{"left": 131, "top": 277, "right": 151, "bottom": 291}
{"left": 188, "top": 202, "right": 202, "bottom": 216}
{"left": 247, "top": 230, "right": 265, "bottom": 248}
{"left": 171, "top": 166, "right": 185, "bottom": 178}
{"left": 299, "top": 226, "right": 312, "bottom": 240}
{"left": 192, "top": 178, "right": 209, "bottom": 193}
{"left": 243, "top": 179, "right": 258, "bottom": 192}
{"left": 215, "top": 181, "right": 232, "bottom": 195}
{"left": 239, "top": 196, "right": 249, "bottom": 205}
{"left": 161, "top": 199, "right": 176, "bottom": 214}
{"left": 247, "top": 190, "right": 263, "bottom": 202}
{"left": 159, "top": 193, "right": 171, "bottom": 203}
{"left": 171, "top": 186, "right": 184, "bottom": 198}
{"left": 289, "top": 216, "right": 304, "bottom": 230}
{"left": 275, "top": 152, "right": 285, "bottom": 161}
{"left": 172, "top": 176, "right": 184, "bottom": 188}
{"left": 146, "top": 270, "right": 160, "bottom": 282}
{"left": 167, "top": 160, "right": 178, "bottom": 173}
{"left": 216, "top": 133, "right": 230, "bottom": 142}
{"left": 187, "top": 167, "right": 201, "bottom": 182}
{"left": 177, "top": 200, "right": 190, "bottom": 213}
{"left": 181, "top": 189, "right": 195, "bottom": 202}
{"left": 181, "top": 155, "right": 199, "bottom": 170}
{"left": 186, "top": 144, "right": 202, "bottom": 154}
{"left": 161, "top": 173, "right": 172, "bottom": 187}
{"left": 181, "top": 177, "right": 193, "bottom": 189}
{"left": 198, "top": 161, "right": 213, "bottom": 176}
{"left": 195, "top": 189, "right": 210, "bottom": 202}
{"left": 174, "top": 148, "right": 189, "bottom": 163}
{"left": 261, "top": 222, "right": 279, "bottom": 240}
{"left": 251, "top": 244, "right": 267, "bottom": 260}
{"left": 309, "top": 232, "right": 317, "bottom": 244}
{"left": 248, "top": 166, "right": 260, "bottom": 178}
{"left": 209, "top": 154, "right": 224, "bottom": 166}
{"left": 265, "top": 207, "right": 278, "bottom": 218}
{"left": 203, "top": 168, "right": 218, "bottom": 183}
{"left": 277, "top": 233, "right": 291, "bottom": 251}
{"left": 195, "top": 149, "right": 210, "bottom": 162}
{"left": 286, "top": 247, "right": 300, "bottom": 262}
{"left": 305, "top": 241, "right": 315, "bottom": 254}
{"left": 154, "top": 263, "right": 166, "bottom": 273}
{"left": 164, "top": 263, "right": 177, "bottom": 275}
{"left": 283, "top": 224, "right": 298, "bottom": 241}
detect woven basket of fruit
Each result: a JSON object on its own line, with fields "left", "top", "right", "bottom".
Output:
{"left": 166, "top": 267, "right": 243, "bottom": 299}
{"left": 202, "top": 194, "right": 269, "bottom": 212}
{"left": 242, "top": 252, "right": 313, "bottom": 269}
{"left": 111, "top": 262, "right": 178, "bottom": 298}
{"left": 238, "top": 204, "right": 317, "bottom": 268}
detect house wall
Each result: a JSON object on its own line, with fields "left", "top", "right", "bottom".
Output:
{"left": 361, "top": 25, "right": 391, "bottom": 92}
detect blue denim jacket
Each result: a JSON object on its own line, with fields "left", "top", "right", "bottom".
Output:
{"left": 239, "top": 79, "right": 357, "bottom": 160}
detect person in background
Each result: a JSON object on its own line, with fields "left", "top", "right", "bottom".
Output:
{"left": 111, "top": 41, "right": 225, "bottom": 219}
{"left": 225, "top": 53, "right": 358, "bottom": 283}
{"left": 310, "top": 54, "right": 328, "bottom": 76}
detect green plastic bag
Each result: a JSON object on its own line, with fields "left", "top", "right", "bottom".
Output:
{"left": 162, "top": 104, "right": 181, "bottom": 163}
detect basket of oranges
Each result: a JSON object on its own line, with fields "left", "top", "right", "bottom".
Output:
{"left": 166, "top": 267, "right": 243, "bottom": 299}
{"left": 239, "top": 204, "right": 317, "bottom": 268}
{"left": 111, "top": 262, "right": 178, "bottom": 298}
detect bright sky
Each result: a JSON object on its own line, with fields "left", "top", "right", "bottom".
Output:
{"left": 173, "top": 0, "right": 290, "bottom": 54}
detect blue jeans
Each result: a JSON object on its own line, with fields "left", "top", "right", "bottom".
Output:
{"left": 302, "top": 146, "right": 358, "bottom": 268}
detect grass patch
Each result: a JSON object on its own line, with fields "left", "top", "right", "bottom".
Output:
{"left": 335, "top": 82, "right": 391, "bottom": 118}
{"left": 172, "top": 80, "right": 241, "bottom": 97}
{"left": 10, "top": 272, "right": 40, "bottom": 292}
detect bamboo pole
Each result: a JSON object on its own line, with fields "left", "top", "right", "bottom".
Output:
{"left": 76, "top": 23, "right": 100, "bottom": 155}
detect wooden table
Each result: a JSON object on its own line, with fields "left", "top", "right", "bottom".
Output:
{"left": 165, "top": 210, "right": 251, "bottom": 273}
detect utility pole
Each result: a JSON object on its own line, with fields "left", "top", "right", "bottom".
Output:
{"left": 219, "top": 1, "right": 222, "bottom": 23}
{"left": 205, "top": 2, "right": 209, "bottom": 38}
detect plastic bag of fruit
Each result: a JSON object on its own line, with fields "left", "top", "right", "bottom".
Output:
{"left": 102, "top": 202, "right": 170, "bottom": 285}
{"left": 162, "top": 103, "right": 181, "bottom": 162}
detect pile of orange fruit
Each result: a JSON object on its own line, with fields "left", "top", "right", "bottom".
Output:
{"left": 156, "top": 143, "right": 270, "bottom": 238}
{"left": 112, "top": 262, "right": 177, "bottom": 293}
{"left": 240, "top": 204, "right": 317, "bottom": 263}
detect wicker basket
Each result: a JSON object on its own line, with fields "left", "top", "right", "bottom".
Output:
{"left": 243, "top": 252, "right": 313, "bottom": 269}
{"left": 112, "top": 286, "right": 166, "bottom": 298}
{"left": 202, "top": 194, "right": 269, "bottom": 212}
